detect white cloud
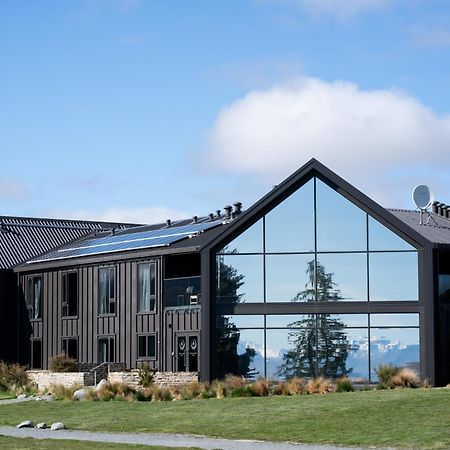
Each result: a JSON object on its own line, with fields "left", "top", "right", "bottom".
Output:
{"left": 260, "top": 0, "right": 394, "bottom": 19}
{"left": 203, "top": 77, "right": 450, "bottom": 207}
{"left": 44, "top": 207, "right": 189, "bottom": 225}
{"left": 0, "top": 178, "right": 28, "bottom": 200}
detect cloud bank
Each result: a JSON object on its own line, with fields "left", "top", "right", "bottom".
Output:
{"left": 204, "top": 77, "right": 450, "bottom": 206}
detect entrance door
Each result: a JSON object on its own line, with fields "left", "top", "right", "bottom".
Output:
{"left": 176, "top": 334, "right": 199, "bottom": 372}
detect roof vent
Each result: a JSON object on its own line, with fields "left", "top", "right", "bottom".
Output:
{"left": 233, "top": 202, "right": 243, "bottom": 215}
{"left": 216, "top": 210, "right": 221, "bottom": 219}
{"left": 223, "top": 205, "right": 232, "bottom": 219}
{"left": 192, "top": 216, "right": 198, "bottom": 224}
{"left": 208, "top": 213, "right": 214, "bottom": 221}
{"left": 165, "top": 219, "right": 171, "bottom": 227}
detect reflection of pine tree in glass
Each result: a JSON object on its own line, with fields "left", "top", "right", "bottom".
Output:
{"left": 277, "top": 260, "right": 353, "bottom": 379}
{"left": 216, "top": 252, "right": 258, "bottom": 379}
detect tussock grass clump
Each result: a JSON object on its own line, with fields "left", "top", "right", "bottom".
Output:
{"left": 135, "top": 388, "right": 153, "bottom": 401}
{"left": 223, "top": 374, "right": 246, "bottom": 392}
{"left": 249, "top": 378, "right": 269, "bottom": 397}
{"left": 391, "top": 368, "right": 420, "bottom": 388}
{"left": 375, "top": 364, "right": 399, "bottom": 386}
{"left": 49, "top": 354, "right": 77, "bottom": 372}
{"left": 210, "top": 380, "right": 226, "bottom": 399}
{"left": 271, "top": 377, "right": 305, "bottom": 396}
{"left": 49, "top": 383, "right": 82, "bottom": 400}
{"left": 336, "top": 377, "right": 354, "bottom": 393}
{"left": 179, "top": 381, "right": 206, "bottom": 400}
{"left": 0, "top": 362, "right": 29, "bottom": 390}
{"left": 97, "top": 382, "right": 135, "bottom": 401}
{"left": 306, "top": 377, "right": 331, "bottom": 394}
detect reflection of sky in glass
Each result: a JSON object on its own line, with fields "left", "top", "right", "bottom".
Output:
{"left": 265, "top": 179, "right": 315, "bottom": 253}
{"left": 217, "top": 255, "right": 264, "bottom": 303}
{"left": 223, "top": 315, "right": 264, "bottom": 328}
{"left": 237, "top": 329, "right": 265, "bottom": 378}
{"left": 370, "top": 328, "right": 420, "bottom": 379}
{"left": 219, "top": 219, "right": 263, "bottom": 254}
{"left": 266, "top": 254, "right": 314, "bottom": 302}
{"left": 266, "top": 315, "right": 314, "bottom": 328}
{"left": 325, "top": 314, "right": 368, "bottom": 327}
{"left": 368, "top": 216, "right": 414, "bottom": 251}
{"left": 317, "top": 254, "right": 367, "bottom": 301}
{"left": 316, "top": 178, "right": 366, "bottom": 252}
{"left": 369, "top": 252, "right": 418, "bottom": 301}
{"left": 370, "top": 313, "right": 419, "bottom": 327}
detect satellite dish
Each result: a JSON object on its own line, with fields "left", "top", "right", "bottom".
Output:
{"left": 412, "top": 185, "right": 433, "bottom": 210}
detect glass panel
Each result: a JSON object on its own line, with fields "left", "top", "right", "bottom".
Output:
{"left": 33, "top": 277, "right": 41, "bottom": 319}
{"left": 439, "top": 274, "right": 450, "bottom": 303}
{"left": 266, "top": 254, "right": 314, "bottom": 302}
{"left": 316, "top": 178, "right": 366, "bottom": 252}
{"left": 370, "top": 313, "right": 419, "bottom": 327}
{"left": 138, "top": 336, "right": 146, "bottom": 358}
{"left": 218, "top": 219, "right": 263, "bottom": 254}
{"left": 98, "top": 339, "right": 107, "bottom": 363}
{"left": 325, "top": 314, "right": 368, "bottom": 328}
{"left": 216, "top": 255, "right": 263, "bottom": 303}
{"left": 98, "top": 269, "right": 108, "bottom": 314}
{"left": 317, "top": 326, "right": 369, "bottom": 381}
{"left": 316, "top": 254, "right": 367, "bottom": 301}
{"left": 266, "top": 314, "right": 313, "bottom": 328}
{"left": 370, "top": 328, "right": 420, "bottom": 380}
{"left": 265, "top": 178, "right": 315, "bottom": 253}
{"left": 220, "top": 315, "right": 264, "bottom": 328}
{"left": 369, "top": 252, "right": 418, "bottom": 301}
{"left": 368, "top": 216, "right": 415, "bottom": 251}
{"left": 138, "top": 263, "right": 156, "bottom": 312}
{"left": 164, "top": 277, "right": 201, "bottom": 307}
{"left": 216, "top": 326, "right": 264, "bottom": 380}
{"left": 266, "top": 327, "right": 317, "bottom": 380}
{"left": 148, "top": 335, "right": 156, "bottom": 358}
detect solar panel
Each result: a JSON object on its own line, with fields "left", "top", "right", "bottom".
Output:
{"left": 30, "top": 220, "right": 224, "bottom": 263}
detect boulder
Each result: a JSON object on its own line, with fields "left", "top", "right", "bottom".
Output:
{"left": 50, "top": 422, "right": 65, "bottom": 431}
{"left": 95, "top": 379, "right": 108, "bottom": 391}
{"left": 16, "top": 394, "right": 27, "bottom": 400}
{"left": 35, "top": 396, "right": 43, "bottom": 401}
{"left": 36, "top": 423, "right": 48, "bottom": 429}
{"left": 16, "top": 420, "right": 33, "bottom": 428}
{"left": 73, "top": 388, "right": 89, "bottom": 401}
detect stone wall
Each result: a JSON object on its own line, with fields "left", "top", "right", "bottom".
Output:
{"left": 27, "top": 370, "right": 94, "bottom": 390}
{"left": 108, "top": 371, "right": 198, "bottom": 389}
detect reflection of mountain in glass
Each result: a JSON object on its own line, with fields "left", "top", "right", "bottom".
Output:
{"left": 216, "top": 253, "right": 258, "bottom": 379}
{"left": 277, "top": 260, "right": 354, "bottom": 379}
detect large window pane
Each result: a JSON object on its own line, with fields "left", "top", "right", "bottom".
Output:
{"left": 216, "top": 255, "right": 263, "bottom": 303}
{"left": 266, "top": 255, "right": 314, "bottom": 302}
{"left": 266, "top": 314, "right": 313, "bottom": 328}
{"left": 368, "top": 216, "right": 415, "bottom": 251}
{"left": 265, "top": 179, "right": 315, "bottom": 253}
{"left": 316, "top": 178, "right": 367, "bottom": 252}
{"left": 218, "top": 219, "right": 263, "bottom": 254}
{"left": 216, "top": 327, "right": 264, "bottom": 379}
{"left": 220, "top": 315, "right": 264, "bottom": 328}
{"left": 369, "top": 252, "right": 418, "bottom": 301}
{"left": 370, "top": 328, "right": 420, "bottom": 380}
{"left": 370, "top": 313, "right": 419, "bottom": 327}
{"left": 317, "top": 254, "right": 367, "bottom": 301}
{"left": 164, "top": 276, "right": 200, "bottom": 307}
{"left": 138, "top": 263, "right": 156, "bottom": 313}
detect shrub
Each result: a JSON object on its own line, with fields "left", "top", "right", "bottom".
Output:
{"left": 48, "top": 354, "right": 77, "bottom": 372}
{"left": 230, "top": 385, "right": 254, "bottom": 397}
{"left": 375, "top": 364, "right": 399, "bottom": 386}
{"left": 135, "top": 388, "right": 153, "bottom": 401}
{"left": 138, "top": 363, "right": 156, "bottom": 387}
{"left": 152, "top": 387, "right": 173, "bottom": 401}
{"left": 306, "top": 377, "right": 331, "bottom": 394}
{"left": 0, "top": 362, "right": 29, "bottom": 388}
{"left": 249, "top": 378, "right": 269, "bottom": 397}
{"left": 271, "top": 381, "right": 291, "bottom": 396}
{"left": 286, "top": 377, "right": 305, "bottom": 395}
{"left": 391, "top": 368, "right": 420, "bottom": 388}
{"left": 180, "top": 381, "right": 206, "bottom": 400}
{"left": 201, "top": 390, "right": 216, "bottom": 399}
{"left": 223, "top": 374, "right": 246, "bottom": 393}
{"left": 335, "top": 377, "right": 354, "bottom": 393}
{"left": 210, "top": 380, "right": 226, "bottom": 399}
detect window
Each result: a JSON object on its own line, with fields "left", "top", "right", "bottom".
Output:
{"left": 62, "top": 337, "right": 78, "bottom": 360}
{"left": 98, "top": 336, "right": 115, "bottom": 363}
{"left": 138, "top": 334, "right": 156, "bottom": 359}
{"left": 138, "top": 262, "right": 156, "bottom": 313}
{"left": 31, "top": 340, "right": 42, "bottom": 369}
{"left": 98, "top": 267, "right": 116, "bottom": 315}
{"left": 62, "top": 272, "right": 78, "bottom": 317}
{"left": 26, "top": 275, "right": 42, "bottom": 320}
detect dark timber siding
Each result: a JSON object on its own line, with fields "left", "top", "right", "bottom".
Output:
{"left": 0, "top": 269, "right": 17, "bottom": 362}
{"left": 18, "top": 257, "right": 166, "bottom": 370}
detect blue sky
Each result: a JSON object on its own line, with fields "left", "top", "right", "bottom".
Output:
{"left": 2, "top": 0, "right": 450, "bottom": 223}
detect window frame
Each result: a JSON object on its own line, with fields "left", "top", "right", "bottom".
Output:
{"left": 30, "top": 338, "right": 42, "bottom": 369}
{"left": 137, "top": 333, "right": 157, "bottom": 361}
{"left": 62, "top": 271, "right": 78, "bottom": 318}
{"left": 98, "top": 335, "right": 115, "bottom": 363}
{"left": 137, "top": 261, "right": 157, "bottom": 314}
{"left": 98, "top": 266, "right": 116, "bottom": 316}
{"left": 62, "top": 337, "right": 78, "bottom": 360}
{"left": 26, "top": 274, "right": 42, "bottom": 321}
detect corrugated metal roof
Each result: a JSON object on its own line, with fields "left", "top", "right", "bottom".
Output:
{"left": 0, "top": 215, "right": 140, "bottom": 269}
{"left": 388, "top": 209, "right": 450, "bottom": 244}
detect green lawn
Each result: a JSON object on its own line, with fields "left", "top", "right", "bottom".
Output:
{"left": 0, "top": 392, "right": 15, "bottom": 400}
{"left": 0, "top": 389, "right": 449, "bottom": 449}
{"left": 0, "top": 436, "right": 198, "bottom": 449}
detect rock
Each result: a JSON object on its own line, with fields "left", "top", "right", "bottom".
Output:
{"left": 35, "top": 396, "right": 43, "bottom": 401}
{"left": 16, "top": 420, "right": 33, "bottom": 428}
{"left": 16, "top": 394, "right": 27, "bottom": 399}
{"left": 73, "top": 388, "right": 89, "bottom": 401}
{"left": 50, "top": 422, "right": 65, "bottom": 431}
{"left": 36, "top": 423, "right": 48, "bottom": 429}
{"left": 95, "top": 379, "right": 108, "bottom": 391}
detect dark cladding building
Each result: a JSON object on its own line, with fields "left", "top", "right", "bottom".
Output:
{"left": 8, "top": 159, "right": 450, "bottom": 385}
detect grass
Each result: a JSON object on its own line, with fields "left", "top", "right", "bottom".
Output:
{"left": 0, "top": 389, "right": 449, "bottom": 448}
{"left": 0, "top": 392, "right": 15, "bottom": 400}
{"left": 0, "top": 436, "right": 198, "bottom": 449}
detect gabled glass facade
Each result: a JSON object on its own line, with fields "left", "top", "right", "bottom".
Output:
{"left": 214, "top": 177, "right": 420, "bottom": 381}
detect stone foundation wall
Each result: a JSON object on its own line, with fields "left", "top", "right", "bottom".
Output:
{"left": 108, "top": 371, "right": 198, "bottom": 389}
{"left": 27, "top": 370, "right": 94, "bottom": 390}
